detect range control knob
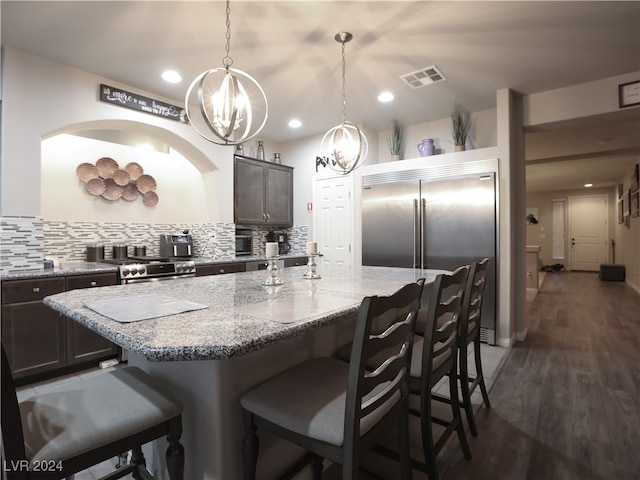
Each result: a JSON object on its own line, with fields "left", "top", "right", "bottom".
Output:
{"left": 122, "top": 268, "right": 130, "bottom": 277}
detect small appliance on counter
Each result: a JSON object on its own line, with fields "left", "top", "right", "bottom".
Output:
{"left": 235, "top": 229, "right": 253, "bottom": 256}
{"left": 266, "top": 231, "right": 290, "bottom": 255}
{"left": 159, "top": 233, "right": 194, "bottom": 258}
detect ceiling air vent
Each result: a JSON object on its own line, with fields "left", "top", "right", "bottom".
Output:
{"left": 400, "top": 65, "right": 446, "bottom": 89}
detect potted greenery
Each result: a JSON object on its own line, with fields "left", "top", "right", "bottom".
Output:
{"left": 451, "top": 103, "right": 470, "bottom": 151}
{"left": 387, "top": 119, "right": 403, "bottom": 161}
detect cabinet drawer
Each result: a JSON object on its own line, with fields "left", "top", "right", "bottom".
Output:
{"left": 196, "top": 263, "right": 246, "bottom": 277}
{"left": 1, "top": 277, "right": 66, "bottom": 304}
{"left": 284, "top": 257, "right": 308, "bottom": 268}
{"left": 66, "top": 272, "right": 118, "bottom": 290}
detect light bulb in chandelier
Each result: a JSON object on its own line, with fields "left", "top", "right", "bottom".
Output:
{"left": 185, "top": 67, "right": 267, "bottom": 145}
{"left": 321, "top": 121, "right": 368, "bottom": 175}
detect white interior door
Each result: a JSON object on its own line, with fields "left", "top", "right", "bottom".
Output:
{"left": 568, "top": 195, "right": 608, "bottom": 271}
{"left": 314, "top": 176, "right": 352, "bottom": 267}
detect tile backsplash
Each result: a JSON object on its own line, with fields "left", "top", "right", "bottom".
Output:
{"left": 1, "top": 216, "right": 44, "bottom": 271}
{"left": 1, "top": 216, "right": 309, "bottom": 271}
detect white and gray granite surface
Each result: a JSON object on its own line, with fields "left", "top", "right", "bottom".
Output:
{"left": 44, "top": 265, "right": 443, "bottom": 362}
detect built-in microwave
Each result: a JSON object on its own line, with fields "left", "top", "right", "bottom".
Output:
{"left": 235, "top": 229, "right": 253, "bottom": 256}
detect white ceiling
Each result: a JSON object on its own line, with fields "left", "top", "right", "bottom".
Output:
{"left": 2, "top": 0, "right": 639, "bottom": 191}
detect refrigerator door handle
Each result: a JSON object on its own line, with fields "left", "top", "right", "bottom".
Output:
{"left": 413, "top": 199, "right": 419, "bottom": 268}
{"left": 421, "top": 198, "right": 426, "bottom": 269}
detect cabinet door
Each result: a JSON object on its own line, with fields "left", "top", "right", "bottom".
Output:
{"left": 65, "top": 273, "right": 119, "bottom": 364}
{"left": 265, "top": 164, "right": 293, "bottom": 226}
{"left": 235, "top": 156, "right": 266, "bottom": 225}
{"left": 2, "top": 302, "right": 66, "bottom": 379}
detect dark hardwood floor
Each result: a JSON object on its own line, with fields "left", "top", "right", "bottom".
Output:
{"left": 439, "top": 271, "right": 640, "bottom": 480}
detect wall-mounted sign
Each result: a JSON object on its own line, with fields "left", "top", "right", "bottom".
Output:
{"left": 618, "top": 80, "right": 640, "bottom": 108}
{"left": 99, "top": 84, "right": 186, "bottom": 122}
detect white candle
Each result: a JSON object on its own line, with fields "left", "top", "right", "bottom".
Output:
{"left": 306, "top": 241, "right": 317, "bottom": 255}
{"left": 266, "top": 242, "right": 279, "bottom": 257}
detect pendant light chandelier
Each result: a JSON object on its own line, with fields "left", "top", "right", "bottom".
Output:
{"left": 185, "top": 0, "right": 268, "bottom": 146}
{"left": 320, "top": 32, "right": 368, "bottom": 175}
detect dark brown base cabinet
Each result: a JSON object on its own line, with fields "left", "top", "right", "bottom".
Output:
{"left": 65, "top": 274, "right": 120, "bottom": 365}
{"left": 196, "top": 262, "right": 246, "bottom": 277}
{"left": 1, "top": 273, "right": 119, "bottom": 383}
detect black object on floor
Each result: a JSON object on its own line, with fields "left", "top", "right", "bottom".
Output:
{"left": 599, "top": 264, "right": 625, "bottom": 282}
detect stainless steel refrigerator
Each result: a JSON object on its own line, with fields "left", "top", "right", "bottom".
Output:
{"left": 362, "top": 171, "right": 497, "bottom": 344}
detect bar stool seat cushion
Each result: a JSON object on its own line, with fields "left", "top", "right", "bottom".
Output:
{"left": 20, "top": 366, "right": 183, "bottom": 464}
{"left": 241, "top": 357, "right": 400, "bottom": 447}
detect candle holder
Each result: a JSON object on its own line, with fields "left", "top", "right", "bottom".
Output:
{"left": 263, "top": 256, "right": 283, "bottom": 286}
{"left": 303, "top": 254, "right": 321, "bottom": 279}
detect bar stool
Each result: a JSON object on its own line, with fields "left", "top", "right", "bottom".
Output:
{"left": 457, "top": 258, "right": 492, "bottom": 436}
{"left": 240, "top": 280, "right": 424, "bottom": 479}
{"left": 372, "top": 267, "right": 470, "bottom": 479}
{"left": 1, "top": 346, "right": 185, "bottom": 480}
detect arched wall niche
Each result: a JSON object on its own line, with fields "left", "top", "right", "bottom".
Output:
{"left": 44, "top": 119, "right": 217, "bottom": 174}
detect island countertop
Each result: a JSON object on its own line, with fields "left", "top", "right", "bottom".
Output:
{"left": 44, "top": 265, "right": 442, "bottom": 362}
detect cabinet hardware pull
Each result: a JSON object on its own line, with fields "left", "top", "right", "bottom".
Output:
{"left": 33, "top": 287, "right": 40, "bottom": 293}
{"left": 90, "top": 281, "right": 97, "bottom": 286}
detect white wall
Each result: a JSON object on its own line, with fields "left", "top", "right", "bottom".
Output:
{"left": 376, "top": 107, "right": 498, "bottom": 161}
{"left": 524, "top": 72, "right": 640, "bottom": 126}
{"left": 612, "top": 170, "right": 640, "bottom": 293}
{"left": 1, "top": 48, "right": 237, "bottom": 223}
{"left": 41, "top": 134, "right": 212, "bottom": 223}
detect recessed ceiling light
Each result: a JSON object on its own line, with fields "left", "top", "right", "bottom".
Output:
{"left": 584, "top": 183, "right": 593, "bottom": 188}
{"left": 378, "top": 91, "right": 394, "bottom": 102}
{"left": 161, "top": 70, "right": 182, "bottom": 83}
{"left": 288, "top": 119, "right": 302, "bottom": 128}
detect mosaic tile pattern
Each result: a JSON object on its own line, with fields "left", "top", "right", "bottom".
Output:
{"left": 42, "top": 221, "right": 239, "bottom": 262}
{"left": 1, "top": 216, "right": 310, "bottom": 268}
{"left": 0, "top": 216, "right": 44, "bottom": 271}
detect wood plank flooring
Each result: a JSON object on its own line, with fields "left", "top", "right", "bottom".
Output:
{"left": 440, "top": 272, "right": 640, "bottom": 480}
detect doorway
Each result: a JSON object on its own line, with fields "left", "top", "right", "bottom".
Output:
{"left": 568, "top": 194, "right": 608, "bottom": 271}
{"left": 313, "top": 176, "right": 352, "bottom": 267}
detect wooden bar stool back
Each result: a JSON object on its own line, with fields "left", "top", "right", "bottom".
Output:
{"left": 407, "top": 266, "right": 471, "bottom": 480}
{"left": 240, "top": 280, "right": 424, "bottom": 480}
{"left": 457, "top": 257, "right": 492, "bottom": 436}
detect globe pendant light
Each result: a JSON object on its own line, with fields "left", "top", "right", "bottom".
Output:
{"left": 185, "top": 0, "right": 268, "bottom": 146}
{"left": 320, "top": 32, "right": 368, "bottom": 175}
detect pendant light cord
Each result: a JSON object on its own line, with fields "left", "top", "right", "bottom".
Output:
{"left": 222, "top": 0, "right": 233, "bottom": 68}
{"left": 341, "top": 39, "right": 347, "bottom": 125}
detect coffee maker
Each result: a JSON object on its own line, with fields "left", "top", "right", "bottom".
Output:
{"left": 266, "top": 231, "right": 290, "bottom": 254}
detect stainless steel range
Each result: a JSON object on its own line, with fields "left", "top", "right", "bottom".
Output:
{"left": 102, "top": 257, "right": 196, "bottom": 284}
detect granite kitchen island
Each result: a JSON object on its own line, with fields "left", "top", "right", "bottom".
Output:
{"left": 44, "top": 265, "right": 444, "bottom": 479}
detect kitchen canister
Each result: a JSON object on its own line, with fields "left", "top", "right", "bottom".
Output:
{"left": 133, "top": 246, "right": 147, "bottom": 257}
{"left": 418, "top": 138, "right": 435, "bottom": 157}
{"left": 112, "top": 245, "right": 128, "bottom": 259}
{"left": 86, "top": 244, "right": 105, "bottom": 262}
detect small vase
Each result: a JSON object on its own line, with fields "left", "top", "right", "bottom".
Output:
{"left": 455, "top": 145, "right": 466, "bottom": 152}
{"left": 418, "top": 138, "right": 435, "bottom": 157}
{"left": 391, "top": 154, "right": 400, "bottom": 162}
{"left": 256, "top": 141, "right": 265, "bottom": 160}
